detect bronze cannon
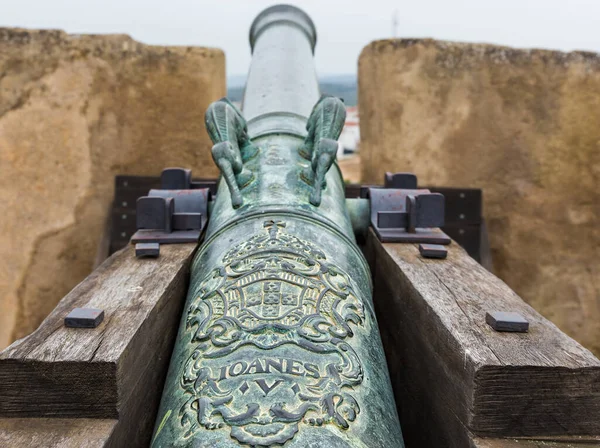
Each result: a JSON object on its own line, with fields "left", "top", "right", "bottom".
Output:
{"left": 151, "top": 5, "right": 404, "bottom": 447}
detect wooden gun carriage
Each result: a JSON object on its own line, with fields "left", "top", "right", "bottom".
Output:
{"left": 1, "top": 4, "right": 599, "bottom": 448}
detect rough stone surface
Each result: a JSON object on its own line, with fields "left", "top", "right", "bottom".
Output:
{"left": 359, "top": 39, "right": 600, "bottom": 356}
{"left": 0, "top": 28, "right": 224, "bottom": 349}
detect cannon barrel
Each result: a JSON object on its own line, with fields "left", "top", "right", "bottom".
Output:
{"left": 151, "top": 5, "right": 404, "bottom": 447}
{"left": 243, "top": 5, "right": 319, "bottom": 138}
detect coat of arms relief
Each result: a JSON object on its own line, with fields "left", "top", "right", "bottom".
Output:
{"left": 180, "top": 220, "right": 367, "bottom": 446}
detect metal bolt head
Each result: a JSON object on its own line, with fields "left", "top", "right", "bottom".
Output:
{"left": 384, "top": 172, "right": 418, "bottom": 189}
{"left": 136, "top": 242, "right": 160, "bottom": 258}
{"left": 419, "top": 243, "right": 448, "bottom": 259}
{"left": 65, "top": 308, "right": 104, "bottom": 328}
{"left": 486, "top": 311, "right": 529, "bottom": 332}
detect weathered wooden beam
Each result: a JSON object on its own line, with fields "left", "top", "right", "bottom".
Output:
{"left": 366, "top": 229, "right": 600, "bottom": 448}
{"left": 471, "top": 435, "right": 600, "bottom": 448}
{"left": 0, "top": 419, "right": 117, "bottom": 448}
{"left": 0, "top": 243, "right": 196, "bottom": 447}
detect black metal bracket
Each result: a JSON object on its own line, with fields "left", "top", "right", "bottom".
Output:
{"left": 368, "top": 172, "right": 451, "bottom": 245}
{"left": 131, "top": 168, "right": 211, "bottom": 256}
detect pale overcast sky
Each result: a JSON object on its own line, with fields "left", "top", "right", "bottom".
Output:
{"left": 1, "top": 0, "right": 599, "bottom": 77}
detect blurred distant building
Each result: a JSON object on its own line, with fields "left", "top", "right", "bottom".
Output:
{"left": 338, "top": 106, "right": 360, "bottom": 159}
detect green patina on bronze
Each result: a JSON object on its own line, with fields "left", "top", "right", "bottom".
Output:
{"left": 205, "top": 98, "right": 259, "bottom": 209}
{"left": 151, "top": 5, "right": 404, "bottom": 447}
{"left": 299, "top": 94, "right": 346, "bottom": 206}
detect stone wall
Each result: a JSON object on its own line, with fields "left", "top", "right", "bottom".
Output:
{"left": 0, "top": 29, "right": 224, "bottom": 349}
{"left": 359, "top": 39, "right": 600, "bottom": 356}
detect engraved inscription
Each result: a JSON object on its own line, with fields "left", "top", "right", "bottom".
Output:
{"left": 181, "top": 220, "right": 365, "bottom": 445}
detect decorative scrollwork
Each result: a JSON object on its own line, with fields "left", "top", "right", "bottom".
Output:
{"left": 179, "top": 220, "right": 366, "bottom": 446}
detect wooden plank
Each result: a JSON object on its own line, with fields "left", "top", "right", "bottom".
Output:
{"left": 0, "top": 419, "right": 117, "bottom": 448}
{"left": 471, "top": 435, "right": 600, "bottom": 448}
{"left": 366, "top": 229, "right": 600, "bottom": 447}
{"left": 0, "top": 243, "right": 196, "bottom": 446}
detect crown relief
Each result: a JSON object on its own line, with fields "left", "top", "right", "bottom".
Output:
{"left": 180, "top": 220, "right": 367, "bottom": 445}
{"left": 222, "top": 220, "right": 326, "bottom": 266}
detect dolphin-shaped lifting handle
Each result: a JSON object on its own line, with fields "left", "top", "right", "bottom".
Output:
{"left": 205, "top": 98, "right": 258, "bottom": 208}
{"left": 300, "top": 95, "right": 347, "bottom": 206}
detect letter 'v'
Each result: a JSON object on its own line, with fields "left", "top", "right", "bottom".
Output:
{"left": 254, "top": 379, "right": 282, "bottom": 396}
